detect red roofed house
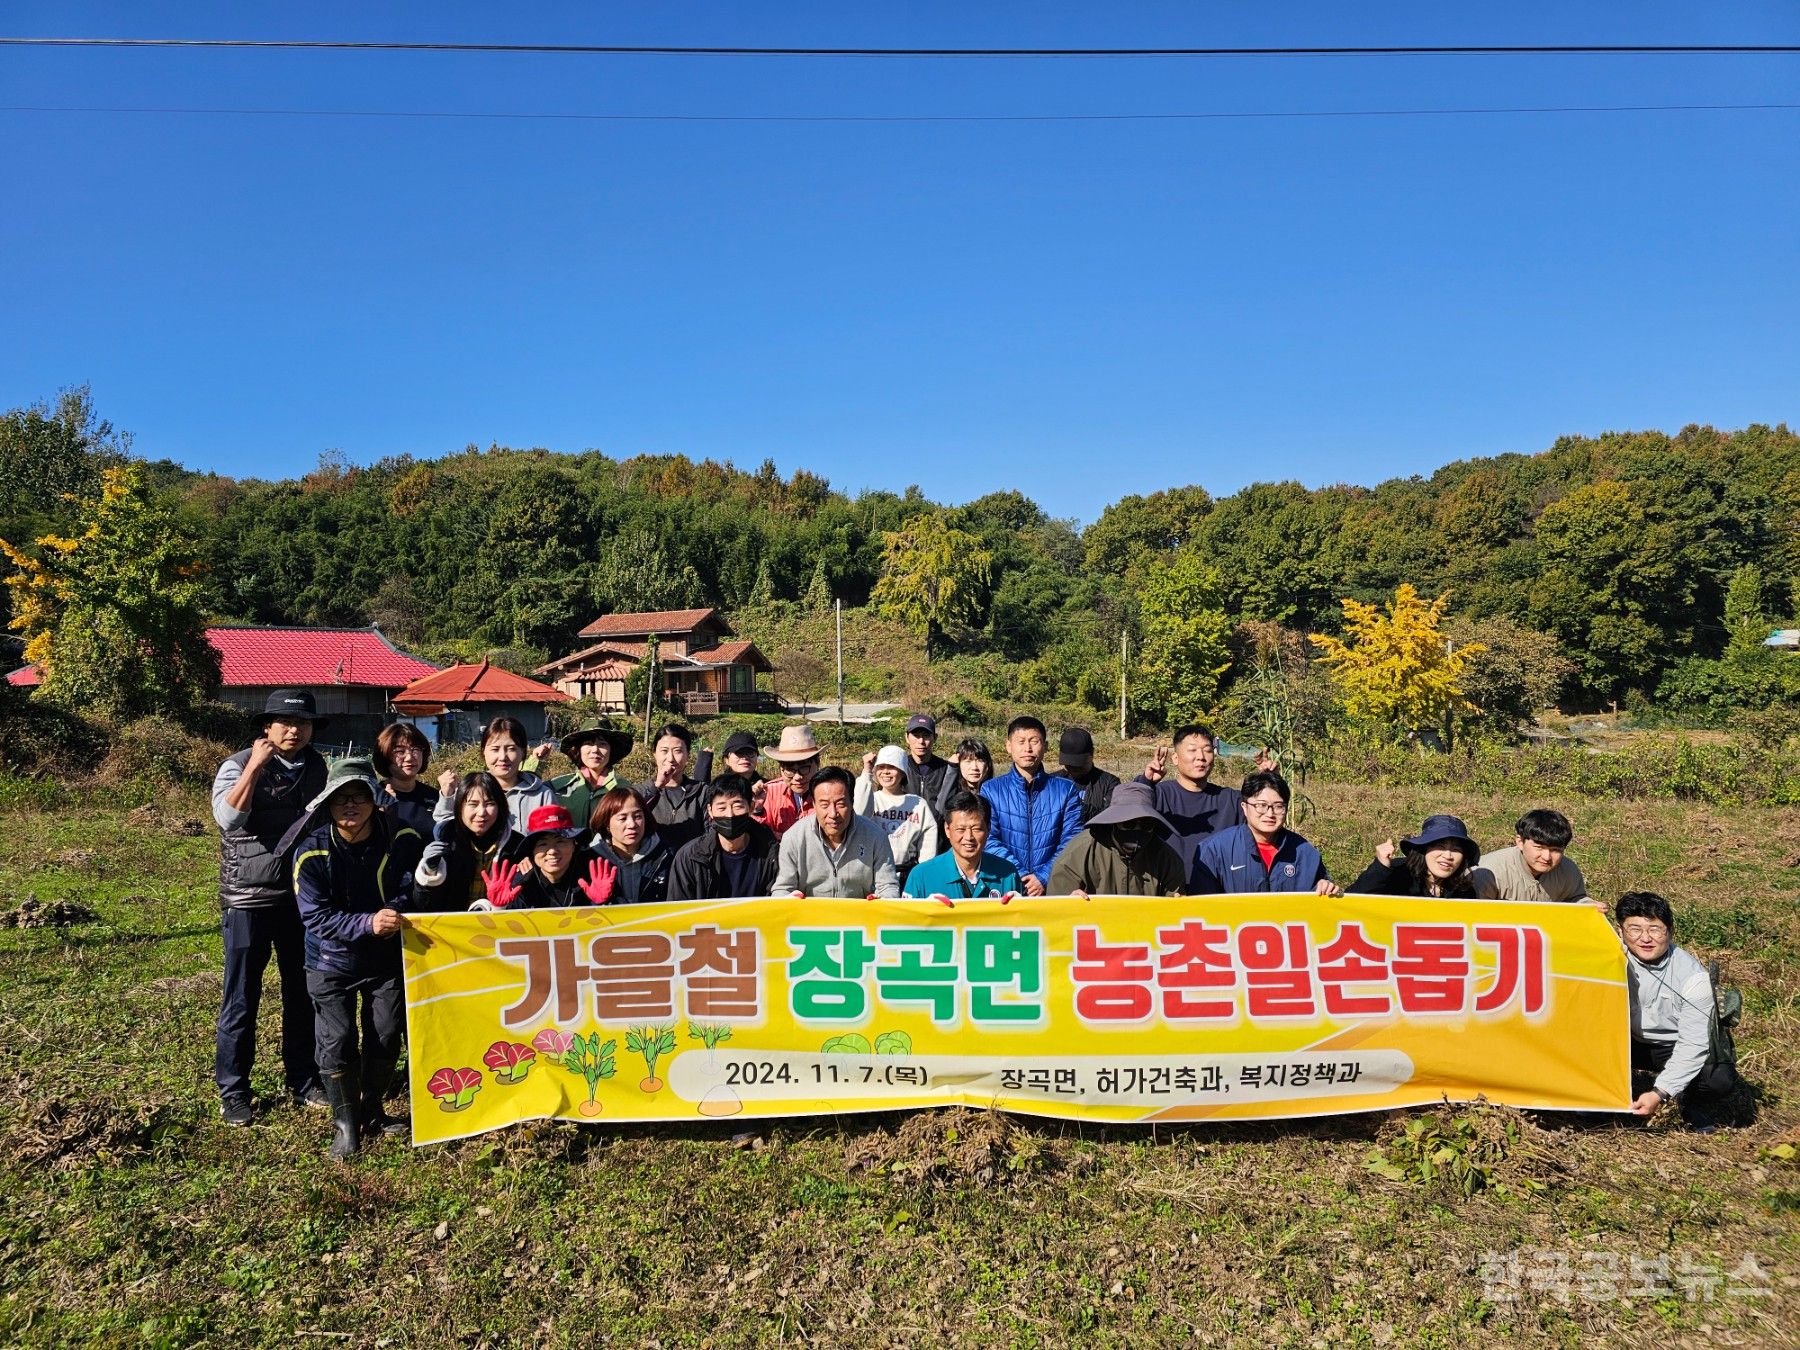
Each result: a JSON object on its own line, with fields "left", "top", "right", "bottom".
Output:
{"left": 392, "top": 658, "right": 570, "bottom": 743}
{"left": 536, "top": 607, "right": 779, "bottom": 716}
{"left": 9, "top": 625, "right": 439, "bottom": 748}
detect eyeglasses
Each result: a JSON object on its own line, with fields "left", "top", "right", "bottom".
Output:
{"left": 1621, "top": 923, "right": 1668, "bottom": 939}
{"left": 1244, "top": 799, "right": 1287, "bottom": 815}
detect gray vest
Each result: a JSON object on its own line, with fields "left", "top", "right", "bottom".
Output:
{"left": 218, "top": 746, "right": 327, "bottom": 909}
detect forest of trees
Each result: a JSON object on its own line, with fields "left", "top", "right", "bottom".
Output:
{"left": 6, "top": 385, "right": 1799, "bottom": 731}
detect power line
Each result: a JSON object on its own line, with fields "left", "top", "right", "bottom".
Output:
{"left": 2, "top": 37, "right": 1799, "bottom": 59}
{"left": 4, "top": 101, "right": 1796, "bottom": 125}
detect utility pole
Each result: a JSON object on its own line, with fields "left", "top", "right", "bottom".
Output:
{"left": 1442, "top": 638, "right": 1454, "bottom": 754}
{"left": 1119, "top": 629, "right": 1129, "bottom": 742}
{"left": 835, "top": 598, "right": 845, "bottom": 725}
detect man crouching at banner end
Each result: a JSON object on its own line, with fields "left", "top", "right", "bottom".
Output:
{"left": 1619, "top": 891, "right": 1743, "bottom": 1129}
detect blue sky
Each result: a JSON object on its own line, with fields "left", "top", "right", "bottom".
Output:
{"left": 3, "top": 2, "right": 1797, "bottom": 521}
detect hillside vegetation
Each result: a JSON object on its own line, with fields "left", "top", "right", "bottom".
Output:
{"left": 7, "top": 388, "right": 1800, "bottom": 726}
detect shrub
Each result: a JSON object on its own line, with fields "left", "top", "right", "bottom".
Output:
{"left": 1308, "top": 733, "right": 1800, "bottom": 805}
{"left": 1366, "top": 1104, "right": 1560, "bottom": 1197}
{"left": 0, "top": 695, "right": 110, "bottom": 776}
{"left": 97, "top": 715, "right": 234, "bottom": 788}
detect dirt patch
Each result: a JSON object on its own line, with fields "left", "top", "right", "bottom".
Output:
{"left": 844, "top": 1106, "right": 1060, "bottom": 1188}
{"left": 5, "top": 1097, "right": 190, "bottom": 1169}
{"left": 0, "top": 897, "right": 100, "bottom": 929}
{"left": 125, "top": 803, "right": 207, "bottom": 836}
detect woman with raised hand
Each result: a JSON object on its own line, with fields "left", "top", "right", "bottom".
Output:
{"left": 488, "top": 804, "right": 616, "bottom": 910}
{"left": 433, "top": 716, "right": 556, "bottom": 834}
{"left": 527, "top": 719, "right": 633, "bottom": 834}
{"left": 1350, "top": 814, "right": 1481, "bottom": 898}
{"left": 855, "top": 744, "right": 941, "bottom": 888}
{"left": 414, "top": 771, "right": 525, "bottom": 912}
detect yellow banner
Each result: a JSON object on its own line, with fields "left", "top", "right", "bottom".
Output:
{"left": 401, "top": 895, "right": 1630, "bottom": 1144}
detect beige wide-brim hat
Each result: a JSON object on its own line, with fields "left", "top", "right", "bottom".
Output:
{"left": 765, "top": 724, "right": 823, "bottom": 763}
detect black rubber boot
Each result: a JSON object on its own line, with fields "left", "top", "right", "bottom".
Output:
{"left": 359, "top": 1057, "right": 408, "bottom": 1138}
{"left": 322, "top": 1068, "right": 360, "bottom": 1160}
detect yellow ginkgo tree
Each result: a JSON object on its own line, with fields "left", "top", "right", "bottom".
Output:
{"left": 1308, "top": 585, "right": 1483, "bottom": 742}
{"left": 1, "top": 465, "right": 219, "bottom": 719}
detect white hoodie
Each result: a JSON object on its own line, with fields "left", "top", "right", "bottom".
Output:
{"left": 854, "top": 771, "right": 941, "bottom": 870}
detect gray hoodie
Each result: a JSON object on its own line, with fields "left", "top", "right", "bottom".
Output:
{"left": 1625, "top": 942, "right": 1715, "bottom": 1098}
{"left": 431, "top": 771, "right": 557, "bottom": 834}
{"left": 773, "top": 814, "right": 899, "bottom": 899}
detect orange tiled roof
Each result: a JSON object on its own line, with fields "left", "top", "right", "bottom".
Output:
{"left": 576, "top": 607, "right": 727, "bottom": 640}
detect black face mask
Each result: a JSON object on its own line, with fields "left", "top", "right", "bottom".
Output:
{"left": 1114, "top": 825, "right": 1153, "bottom": 857}
{"left": 712, "top": 814, "right": 750, "bottom": 841}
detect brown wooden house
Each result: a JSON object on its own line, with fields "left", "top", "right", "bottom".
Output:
{"left": 537, "top": 608, "right": 779, "bottom": 716}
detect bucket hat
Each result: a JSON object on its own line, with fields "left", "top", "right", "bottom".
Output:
{"left": 304, "top": 755, "right": 382, "bottom": 812}
{"left": 1400, "top": 814, "right": 1481, "bottom": 868}
{"left": 559, "top": 719, "right": 634, "bottom": 764}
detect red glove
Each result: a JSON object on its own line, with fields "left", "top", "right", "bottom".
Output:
{"left": 932, "top": 894, "right": 956, "bottom": 909}
{"left": 578, "top": 857, "right": 618, "bottom": 905}
{"left": 999, "top": 891, "right": 1018, "bottom": 906}
{"left": 480, "top": 859, "right": 522, "bottom": 908}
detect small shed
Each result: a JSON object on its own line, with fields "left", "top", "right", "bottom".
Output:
{"left": 392, "top": 659, "right": 570, "bottom": 743}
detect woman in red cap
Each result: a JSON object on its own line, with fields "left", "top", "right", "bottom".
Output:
{"left": 483, "top": 804, "right": 617, "bottom": 909}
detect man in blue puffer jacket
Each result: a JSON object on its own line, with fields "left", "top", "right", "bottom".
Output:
{"left": 980, "top": 716, "right": 1084, "bottom": 897}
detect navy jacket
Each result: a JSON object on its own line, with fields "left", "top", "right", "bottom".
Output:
{"left": 1189, "top": 824, "right": 1330, "bottom": 895}
{"left": 1133, "top": 775, "right": 1243, "bottom": 871}
{"left": 293, "top": 816, "right": 422, "bottom": 977}
{"left": 381, "top": 781, "right": 440, "bottom": 840}
{"left": 590, "top": 835, "right": 674, "bottom": 904}
{"left": 980, "top": 769, "right": 1084, "bottom": 882}
{"left": 1349, "top": 858, "right": 1478, "bottom": 899}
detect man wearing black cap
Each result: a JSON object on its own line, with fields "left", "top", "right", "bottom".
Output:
{"left": 901, "top": 713, "right": 954, "bottom": 806}
{"left": 1051, "top": 727, "right": 1119, "bottom": 825}
{"left": 719, "top": 730, "right": 762, "bottom": 781}
{"left": 209, "top": 688, "right": 330, "bottom": 1125}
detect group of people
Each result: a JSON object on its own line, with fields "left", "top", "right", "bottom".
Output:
{"left": 211, "top": 692, "right": 1741, "bottom": 1156}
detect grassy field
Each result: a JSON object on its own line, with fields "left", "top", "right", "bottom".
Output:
{"left": 2, "top": 767, "right": 1797, "bottom": 1347}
